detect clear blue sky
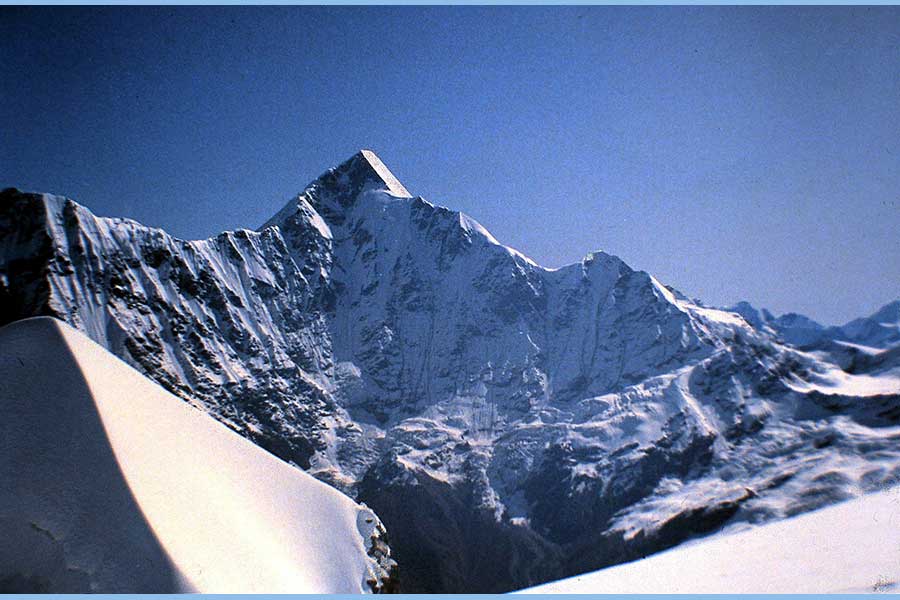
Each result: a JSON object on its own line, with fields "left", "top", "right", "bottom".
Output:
{"left": 2, "top": 7, "right": 898, "bottom": 325}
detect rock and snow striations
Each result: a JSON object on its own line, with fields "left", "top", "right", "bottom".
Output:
{"left": 0, "top": 317, "right": 396, "bottom": 593}
{"left": 1, "top": 150, "right": 899, "bottom": 592}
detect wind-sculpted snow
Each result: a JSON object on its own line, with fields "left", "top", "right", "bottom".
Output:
{"left": 2, "top": 151, "right": 899, "bottom": 592}
{"left": 0, "top": 318, "right": 397, "bottom": 593}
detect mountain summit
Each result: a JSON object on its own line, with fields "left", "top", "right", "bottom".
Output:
{"left": 356, "top": 149, "right": 412, "bottom": 198}
{"left": 1, "top": 153, "right": 898, "bottom": 592}
{"left": 308, "top": 148, "right": 412, "bottom": 202}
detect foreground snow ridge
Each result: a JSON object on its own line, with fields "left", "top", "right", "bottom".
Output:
{"left": 520, "top": 487, "right": 900, "bottom": 594}
{"left": 0, "top": 317, "right": 395, "bottom": 593}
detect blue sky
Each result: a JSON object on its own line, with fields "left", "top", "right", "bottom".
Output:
{"left": 2, "top": 6, "right": 898, "bottom": 324}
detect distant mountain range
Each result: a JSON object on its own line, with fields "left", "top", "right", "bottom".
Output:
{"left": 728, "top": 300, "right": 900, "bottom": 374}
{"left": 729, "top": 300, "right": 900, "bottom": 350}
{"left": 2, "top": 151, "right": 898, "bottom": 592}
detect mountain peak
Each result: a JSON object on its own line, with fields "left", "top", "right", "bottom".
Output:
{"left": 261, "top": 150, "right": 411, "bottom": 231}
{"left": 336, "top": 149, "right": 411, "bottom": 199}
{"left": 868, "top": 299, "right": 900, "bottom": 323}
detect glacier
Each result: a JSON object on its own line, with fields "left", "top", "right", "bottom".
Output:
{"left": 1, "top": 150, "right": 898, "bottom": 592}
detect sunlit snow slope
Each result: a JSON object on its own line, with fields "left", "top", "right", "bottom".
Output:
{"left": 0, "top": 317, "right": 394, "bottom": 593}
{"left": 520, "top": 487, "right": 900, "bottom": 594}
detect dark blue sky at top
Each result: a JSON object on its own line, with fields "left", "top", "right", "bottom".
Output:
{"left": 2, "top": 6, "right": 898, "bottom": 324}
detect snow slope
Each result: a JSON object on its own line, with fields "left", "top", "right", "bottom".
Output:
{"left": 520, "top": 486, "right": 900, "bottom": 593}
{"left": 0, "top": 317, "right": 395, "bottom": 593}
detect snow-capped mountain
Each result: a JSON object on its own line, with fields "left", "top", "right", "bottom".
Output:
{"left": 0, "top": 317, "right": 396, "bottom": 593}
{"left": 729, "top": 300, "right": 900, "bottom": 351}
{"left": 2, "top": 151, "right": 899, "bottom": 592}
{"left": 729, "top": 300, "right": 900, "bottom": 375}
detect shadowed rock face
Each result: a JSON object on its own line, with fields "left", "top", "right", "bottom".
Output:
{"left": 357, "top": 457, "right": 566, "bottom": 593}
{"left": 2, "top": 153, "right": 900, "bottom": 592}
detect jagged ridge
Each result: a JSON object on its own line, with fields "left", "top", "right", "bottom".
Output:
{"left": 1, "top": 152, "right": 899, "bottom": 592}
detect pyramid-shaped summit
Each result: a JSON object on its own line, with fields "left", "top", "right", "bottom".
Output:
{"left": 356, "top": 149, "right": 411, "bottom": 198}
{"left": 262, "top": 149, "right": 412, "bottom": 230}
{"left": 321, "top": 149, "right": 411, "bottom": 200}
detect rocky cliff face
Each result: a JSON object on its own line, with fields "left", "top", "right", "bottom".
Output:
{"left": 2, "top": 152, "right": 899, "bottom": 592}
{"left": 0, "top": 186, "right": 344, "bottom": 470}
